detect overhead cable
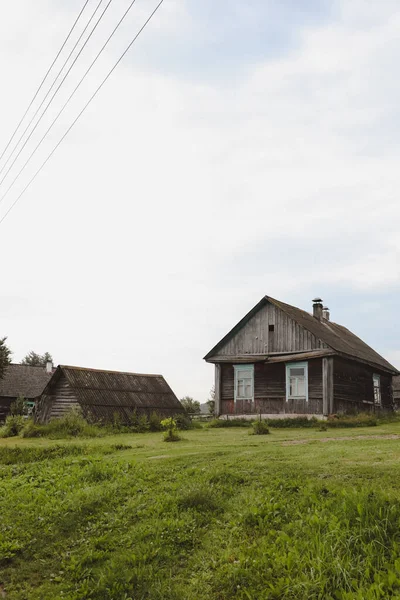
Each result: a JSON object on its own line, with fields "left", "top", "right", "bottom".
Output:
{"left": 0, "top": 0, "right": 165, "bottom": 226}
{"left": 0, "top": 0, "right": 91, "bottom": 166}
{"left": 0, "top": 0, "right": 115, "bottom": 190}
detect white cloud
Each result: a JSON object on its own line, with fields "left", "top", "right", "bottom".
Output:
{"left": 0, "top": 0, "right": 399, "bottom": 400}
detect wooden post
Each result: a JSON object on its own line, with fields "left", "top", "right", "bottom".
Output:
{"left": 214, "top": 364, "right": 222, "bottom": 416}
{"left": 322, "top": 357, "right": 334, "bottom": 415}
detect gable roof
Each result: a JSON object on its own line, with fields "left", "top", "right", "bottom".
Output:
{"left": 0, "top": 364, "right": 52, "bottom": 399}
{"left": 42, "top": 365, "right": 183, "bottom": 418}
{"left": 204, "top": 296, "right": 398, "bottom": 374}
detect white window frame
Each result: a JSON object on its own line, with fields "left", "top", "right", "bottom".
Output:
{"left": 373, "top": 374, "right": 381, "bottom": 406}
{"left": 286, "top": 362, "right": 308, "bottom": 402}
{"left": 234, "top": 365, "right": 254, "bottom": 403}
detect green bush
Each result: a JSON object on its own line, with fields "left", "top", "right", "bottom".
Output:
{"left": 0, "top": 415, "right": 25, "bottom": 438}
{"left": 161, "top": 417, "right": 181, "bottom": 442}
{"left": 21, "top": 419, "right": 42, "bottom": 438}
{"left": 24, "top": 410, "right": 104, "bottom": 439}
{"left": 173, "top": 412, "right": 192, "bottom": 430}
{"left": 148, "top": 411, "right": 162, "bottom": 431}
{"left": 207, "top": 418, "right": 253, "bottom": 428}
{"left": 163, "top": 429, "right": 181, "bottom": 442}
{"left": 251, "top": 421, "right": 270, "bottom": 435}
{"left": 10, "top": 395, "right": 27, "bottom": 416}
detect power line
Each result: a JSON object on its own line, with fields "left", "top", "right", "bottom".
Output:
{"left": 0, "top": 0, "right": 164, "bottom": 227}
{"left": 0, "top": 0, "right": 90, "bottom": 166}
{"left": 0, "top": 0, "right": 141, "bottom": 208}
{"left": 0, "top": 0, "right": 105, "bottom": 178}
{"left": 0, "top": 0, "right": 114, "bottom": 190}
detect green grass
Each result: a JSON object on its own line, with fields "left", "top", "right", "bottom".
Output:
{"left": 2, "top": 423, "right": 400, "bottom": 598}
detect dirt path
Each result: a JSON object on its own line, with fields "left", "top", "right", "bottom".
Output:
{"left": 282, "top": 434, "right": 400, "bottom": 446}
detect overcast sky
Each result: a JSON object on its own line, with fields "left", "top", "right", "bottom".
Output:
{"left": 0, "top": 0, "right": 399, "bottom": 402}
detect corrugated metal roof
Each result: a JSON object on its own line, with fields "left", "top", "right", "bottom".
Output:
{"left": 204, "top": 296, "right": 398, "bottom": 374}
{"left": 41, "top": 365, "right": 183, "bottom": 419}
{"left": 0, "top": 364, "right": 52, "bottom": 399}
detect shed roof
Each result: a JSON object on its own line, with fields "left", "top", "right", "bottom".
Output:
{"left": 43, "top": 365, "right": 183, "bottom": 415}
{"left": 205, "top": 296, "right": 398, "bottom": 374}
{"left": 0, "top": 364, "right": 52, "bottom": 399}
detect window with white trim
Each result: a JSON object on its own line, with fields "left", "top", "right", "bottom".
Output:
{"left": 286, "top": 362, "right": 308, "bottom": 401}
{"left": 234, "top": 365, "right": 254, "bottom": 402}
{"left": 373, "top": 374, "right": 381, "bottom": 406}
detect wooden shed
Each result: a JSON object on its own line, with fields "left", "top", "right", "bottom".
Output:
{"left": 204, "top": 296, "right": 399, "bottom": 417}
{"left": 0, "top": 364, "right": 53, "bottom": 422}
{"left": 36, "top": 365, "right": 183, "bottom": 424}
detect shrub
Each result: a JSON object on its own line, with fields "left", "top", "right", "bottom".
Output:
{"left": 10, "top": 395, "right": 27, "bottom": 416}
{"left": 251, "top": 421, "right": 270, "bottom": 435}
{"left": 207, "top": 418, "right": 253, "bottom": 428}
{"left": 21, "top": 419, "right": 42, "bottom": 438}
{"left": 163, "top": 429, "right": 181, "bottom": 442}
{"left": 137, "top": 414, "right": 149, "bottom": 433}
{"left": 161, "top": 417, "right": 181, "bottom": 442}
{"left": 24, "top": 409, "right": 104, "bottom": 439}
{"left": 0, "top": 414, "right": 25, "bottom": 437}
{"left": 148, "top": 412, "right": 162, "bottom": 431}
{"left": 173, "top": 412, "right": 192, "bottom": 430}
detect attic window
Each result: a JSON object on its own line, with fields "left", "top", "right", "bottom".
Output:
{"left": 373, "top": 374, "right": 381, "bottom": 406}
{"left": 269, "top": 324, "right": 275, "bottom": 332}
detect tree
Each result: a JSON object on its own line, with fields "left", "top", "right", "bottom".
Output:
{"left": 21, "top": 351, "right": 54, "bottom": 367}
{"left": 0, "top": 337, "right": 12, "bottom": 380}
{"left": 206, "top": 385, "right": 215, "bottom": 415}
{"left": 180, "top": 396, "right": 201, "bottom": 414}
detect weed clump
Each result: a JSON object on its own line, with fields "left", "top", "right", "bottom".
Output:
{"left": 327, "top": 413, "right": 377, "bottom": 428}
{"left": 0, "top": 415, "right": 25, "bottom": 438}
{"left": 178, "top": 488, "right": 220, "bottom": 513}
{"left": 251, "top": 421, "right": 270, "bottom": 435}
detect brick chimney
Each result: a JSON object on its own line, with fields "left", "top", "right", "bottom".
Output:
{"left": 312, "top": 298, "right": 323, "bottom": 320}
{"left": 322, "top": 306, "right": 330, "bottom": 321}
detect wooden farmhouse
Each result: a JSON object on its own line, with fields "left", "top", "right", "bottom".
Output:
{"left": 0, "top": 363, "right": 53, "bottom": 421}
{"left": 393, "top": 376, "right": 400, "bottom": 410}
{"left": 204, "top": 297, "right": 399, "bottom": 417}
{"left": 36, "top": 365, "right": 183, "bottom": 423}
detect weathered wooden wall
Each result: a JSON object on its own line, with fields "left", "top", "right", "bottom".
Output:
{"left": 333, "top": 357, "right": 392, "bottom": 413}
{"left": 0, "top": 397, "right": 13, "bottom": 423}
{"left": 37, "top": 374, "right": 79, "bottom": 423}
{"left": 220, "top": 359, "right": 323, "bottom": 415}
{"left": 214, "top": 303, "right": 327, "bottom": 357}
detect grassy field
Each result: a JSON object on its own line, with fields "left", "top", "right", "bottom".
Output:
{"left": 2, "top": 423, "right": 400, "bottom": 599}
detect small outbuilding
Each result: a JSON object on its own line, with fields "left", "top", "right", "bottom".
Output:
{"left": 0, "top": 363, "right": 53, "bottom": 421}
{"left": 36, "top": 365, "right": 183, "bottom": 423}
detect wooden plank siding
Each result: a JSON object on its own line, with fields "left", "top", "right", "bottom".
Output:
{"left": 220, "top": 359, "right": 323, "bottom": 415}
{"left": 39, "top": 374, "right": 79, "bottom": 422}
{"left": 214, "top": 303, "right": 327, "bottom": 357}
{"left": 333, "top": 357, "right": 392, "bottom": 413}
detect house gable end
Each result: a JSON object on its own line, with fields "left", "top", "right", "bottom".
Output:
{"left": 206, "top": 298, "right": 329, "bottom": 360}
